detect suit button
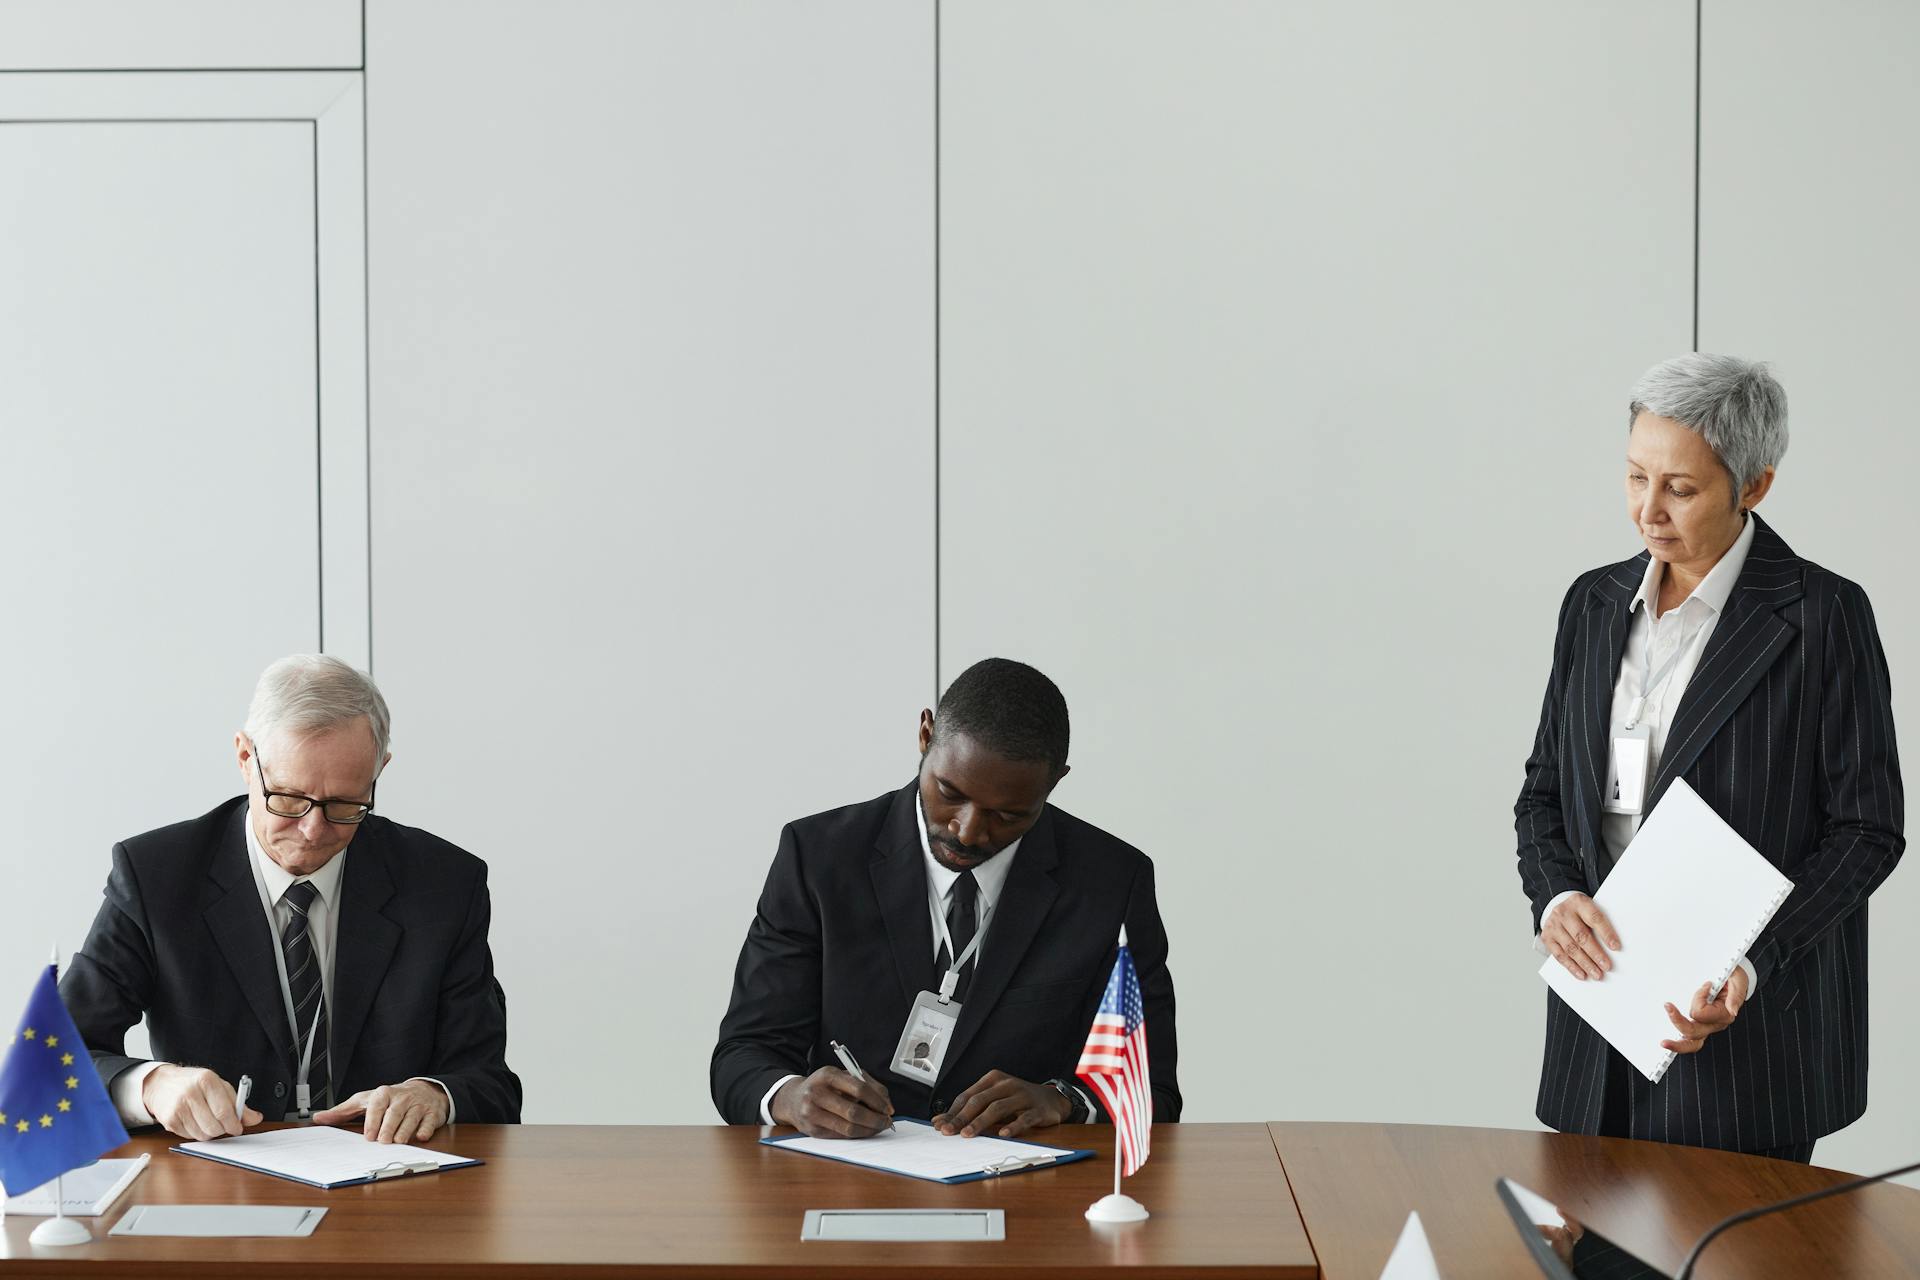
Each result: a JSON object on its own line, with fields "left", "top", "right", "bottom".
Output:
{"left": 273, "top": 1081, "right": 287, "bottom": 1098}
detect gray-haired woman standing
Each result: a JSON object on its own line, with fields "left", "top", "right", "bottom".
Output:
{"left": 1514, "top": 354, "right": 1903, "bottom": 1163}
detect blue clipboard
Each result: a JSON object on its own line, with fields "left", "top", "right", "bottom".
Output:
{"left": 761, "top": 1118, "right": 1095, "bottom": 1185}
{"left": 172, "top": 1141, "right": 482, "bottom": 1190}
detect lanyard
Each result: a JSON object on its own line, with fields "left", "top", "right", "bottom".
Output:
{"left": 1625, "top": 608, "right": 1696, "bottom": 730}
{"left": 293, "top": 995, "right": 324, "bottom": 1114}
{"left": 927, "top": 875, "right": 991, "bottom": 1003}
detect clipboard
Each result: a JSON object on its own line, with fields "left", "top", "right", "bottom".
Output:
{"left": 762, "top": 1118, "right": 1095, "bottom": 1184}
{"left": 174, "top": 1126, "right": 481, "bottom": 1190}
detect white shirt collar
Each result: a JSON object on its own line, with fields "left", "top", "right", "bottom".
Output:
{"left": 915, "top": 793, "right": 1021, "bottom": 910}
{"left": 244, "top": 808, "right": 348, "bottom": 910}
{"left": 1631, "top": 512, "right": 1758, "bottom": 619}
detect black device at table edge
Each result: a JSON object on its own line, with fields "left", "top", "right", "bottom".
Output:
{"left": 1495, "top": 1156, "right": 1920, "bottom": 1279}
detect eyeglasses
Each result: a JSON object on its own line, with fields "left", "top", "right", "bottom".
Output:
{"left": 253, "top": 748, "right": 377, "bottom": 824}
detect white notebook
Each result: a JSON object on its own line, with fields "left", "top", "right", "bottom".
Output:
{"left": 176, "top": 1125, "right": 479, "bottom": 1189}
{"left": 3, "top": 1155, "right": 149, "bottom": 1216}
{"left": 1540, "top": 779, "right": 1793, "bottom": 1082}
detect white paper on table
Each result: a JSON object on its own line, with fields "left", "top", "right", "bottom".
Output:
{"left": 177, "top": 1125, "right": 474, "bottom": 1188}
{"left": 1540, "top": 779, "right": 1793, "bottom": 1082}
{"left": 1379, "top": 1210, "right": 1442, "bottom": 1280}
{"left": 770, "top": 1119, "right": 1074, "bottom": 1182}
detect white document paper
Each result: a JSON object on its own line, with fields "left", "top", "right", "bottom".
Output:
{"left": 1379, "top": 1210, "right": 1442, "bottom": 1280}
{"left": 177, "top": 1125, "right": 476, "bottom": 1189}
{"left": 3, "top": 1155, "right": 149, "bottom": 1216}
{"left": 110, "top": 1204, "right": 326, "bottom": 1237}
{"left": 770, "top": 1119, "right": 1072, "bottom": 1182}
{"left": 1540, "top": 779, "right": 1793, "bottom": 1082}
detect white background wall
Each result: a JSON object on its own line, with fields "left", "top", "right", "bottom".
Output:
{"left": 4, "top": 0, "right": 1914, "bottom": 1185}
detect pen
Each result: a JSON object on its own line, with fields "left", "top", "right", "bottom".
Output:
{"left": 829, "top": 1040, "right": 865, "bottom": 1081}
{"left": 234, "top": 1074, "right": 253, "bottom": 1125}
{"left": 830, "top": 1040, "right": 894, "bottom": 1131}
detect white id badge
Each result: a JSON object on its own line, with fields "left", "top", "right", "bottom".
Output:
{"left": 891, "top": 990, "right": 961, "bottom": 1084}
{"left": 1602, "top": 722, "right": 1652, "bottom": 814}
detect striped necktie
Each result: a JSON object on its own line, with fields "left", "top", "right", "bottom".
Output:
{"left": 280, "top": 879, "right": 332, "bottom": 1111}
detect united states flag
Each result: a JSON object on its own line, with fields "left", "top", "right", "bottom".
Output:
{"left": 1076, "top": 930, "right": 1151, "bottom": 1176}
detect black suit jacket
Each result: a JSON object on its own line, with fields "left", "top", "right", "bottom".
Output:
{"left": 1515, "top": 516, "right": 1903, "bottom": 1150}
{"left": 712, "top": 781, "right": 1180, "bottom": 1125}
{"left": 62, "top": 797, "right": 522, "bottom": 1124}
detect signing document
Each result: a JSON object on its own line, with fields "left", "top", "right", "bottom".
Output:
{"left": 177, "top": 1125, "right": 479, "bottom": 1189}
{"left": 764, "top": 1118, "right": 1093, "bottom": 1184}
{"left": 1540, "top": 779, "right": 1792, "bottom": 1082}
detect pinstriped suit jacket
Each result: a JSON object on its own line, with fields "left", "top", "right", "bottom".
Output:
{"left": 1514, "top": 515, "right": 1904, "bottom": 1151}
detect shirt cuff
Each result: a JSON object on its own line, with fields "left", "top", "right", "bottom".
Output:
{"left": 1735, "top": 955, "right": 1760, "bottom": 998}
{"left": 406, "top": 1077, "right": 457, "bottom": 1125}
{"left": 760, "top": 1073, "right": 802, "bottom": 1125}
{"left": 1533, "top": 890, "right": 1582, "bottom": 953}
{"left": 110, "top": 1060, "right": 165, "bottom": 1127}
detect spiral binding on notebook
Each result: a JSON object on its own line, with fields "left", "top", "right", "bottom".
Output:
{"left": 1650, "top": 878, "right": 1793, "bottom": 1085}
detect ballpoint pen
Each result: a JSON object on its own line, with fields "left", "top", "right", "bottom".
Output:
{"left": 234, "top": 1074, "right": 253, "bottom": 1129}
{"left": 830, "top": 1040, "right": 894, "bottom": 1131}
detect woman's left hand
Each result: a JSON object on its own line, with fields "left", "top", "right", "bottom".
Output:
{"left": 1660, "top": 967, "right": 1750, "bottom": 1054}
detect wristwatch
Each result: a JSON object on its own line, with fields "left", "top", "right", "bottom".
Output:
{"left": 1047, "top": 1078, "right": 1091, "bottom": 1124}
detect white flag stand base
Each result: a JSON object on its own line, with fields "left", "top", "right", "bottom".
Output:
{"left": 1084, "top": 1193, "right": 1150, "bottom": 1223}
{"left": 29, "top": 1216, "right": 92, "bottom": 1247}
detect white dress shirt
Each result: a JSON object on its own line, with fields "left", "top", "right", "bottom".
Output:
{"left": 1538, "top": 514, "right": 1762, "bottom": 994}
{"left": 756, "top": 797, "right": 1086, "bottom": 1124}
{"left": 110, "top": 814, "right": 453, "bottom": 1124}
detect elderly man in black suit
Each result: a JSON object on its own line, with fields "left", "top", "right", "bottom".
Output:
{"left": 1516, "top": 354, "right": 1904, "bottom": 1163}
{"left": 713, "top": 658, "right": 1179, "bottom": 1139}
{"left": 63, "top": 654, "right": 521, "bottom": 1144}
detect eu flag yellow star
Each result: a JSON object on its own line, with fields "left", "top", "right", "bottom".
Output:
{"left": 44, "top": 1035, "right": 58, "bottom": 1048}
{"left": 0, "top": 1111, "right": 8, "bottom": 1127}
{"left": 61, "top": 1053, "right": 74, "bottom": 1066}
{"left": 13, "top": 1119, "right": 26, "bottom": 1133}
{"left": 57, "top": 1100, "right": 71, "bottom": 1113}
{"left": 39, "top": 1114, "right": 53, "bottom": 1128}
{"left": 21, "top": 1028, "right": 34, "bottom": 1040}
{"left": 66, "top": 1076, "right": 80, "bottom": 1090}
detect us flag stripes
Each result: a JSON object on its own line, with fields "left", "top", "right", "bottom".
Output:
{"left": 1075, "top": 928, "right": 1151, "bottom": 1176}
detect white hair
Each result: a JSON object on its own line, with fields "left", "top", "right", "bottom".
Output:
{"left": 244, "top": 654, "right": 391, "bottom": 761}
{"left": 1628, "top": 353, "right": 1789, "bottom": 495}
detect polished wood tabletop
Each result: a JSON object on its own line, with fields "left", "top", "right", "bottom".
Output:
{"left": 1270, "top": 1121, "right": 1920, "bottom": 1279}
{"left": 1, "top": 1122, "right": 1315, "bottom": 1278}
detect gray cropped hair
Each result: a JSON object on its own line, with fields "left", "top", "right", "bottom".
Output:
{"left": 1628, "top": 353, "right": 1788, "bottom": 495}
{"left": 244, "top": 654, "right": 391, "bottom": 761}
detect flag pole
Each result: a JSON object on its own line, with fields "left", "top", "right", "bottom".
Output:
{"left": 1112, "top": 1137, "right": 1121, "bottom": 1199}
{"left": 28, "top": 944, "right": 94, "bottom": 1246}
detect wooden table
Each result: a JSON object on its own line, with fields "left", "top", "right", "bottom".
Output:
{"left": 1271, "top": 1121, "right": 1920, "bottom": 1279}
{"left": 0, "top": 1123, "right": 1316, "bottom": 1278}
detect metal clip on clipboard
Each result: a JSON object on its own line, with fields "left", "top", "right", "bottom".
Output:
{"left": 980, "top": 1153, "right": 1059, "bottom": 1176}
{"left": 366, "top": 1160, "right": 440, "bottom": 1181}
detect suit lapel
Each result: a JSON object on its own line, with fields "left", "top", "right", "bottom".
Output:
{"left": 1574, "top": 561, "right": 1640, "bottom": 862}
{"left": 869, "top": 783, "right": 938, "bottom": 1004}
{"left": 203, "top": 807, "right": 296, "bottom": 1060}
{"left": 940, "top": 809, "right": 1061, "bottom": 1077}
{"left": 329, "top": 821, "right": 402, "bottom": 1084}
{"left": 1646, "top": 517, "right": 1804, "bottom": 808}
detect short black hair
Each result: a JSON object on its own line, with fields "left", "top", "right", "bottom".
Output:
{"left": 932, "top": 658, "right": 1070, "bottom": 775}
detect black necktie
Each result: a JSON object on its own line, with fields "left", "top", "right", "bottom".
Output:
{"left": 280, "top": 880, "right": 332, "bottom": 1111}
{"left": 940, "top": 871, "right": 980, "bottom": 1002}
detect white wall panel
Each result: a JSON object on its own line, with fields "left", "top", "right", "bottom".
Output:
{"left": 942, "top": 0, "right": 1692, "bottom": 1137}
{"left": 1699, "top": 0, "right": 1920, "bottom": 1182}
{"left": 0, "top": 117, "right": 321, "bottom": 998}
{"left": 0, "top": 1, "right": 361, "bottom": 70}
{"left": 366, "top": 0, "right": 933, "bottom": 1122}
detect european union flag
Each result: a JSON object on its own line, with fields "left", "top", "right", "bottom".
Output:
{"left": 0, "top": 966, "right": 129, "bottom": 1196}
